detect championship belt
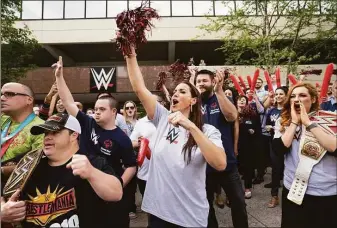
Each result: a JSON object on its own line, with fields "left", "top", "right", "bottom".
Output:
{"left": 287, "top": 110, "right": 337, "bottom": 205}
{"left": 2, "top": 149, "right": 43, "bottom": 200}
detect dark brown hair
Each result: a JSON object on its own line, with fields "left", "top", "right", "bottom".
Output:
{"left": 97, "top": 95, "right": 118, "bottom": 109}
{"left": 180, "top": 81, "right": 204, "bottom": 165}
{"left": 280, "top": 83, "right": 319, "bottom": 132}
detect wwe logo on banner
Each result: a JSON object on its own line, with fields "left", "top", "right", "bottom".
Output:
{"left": 90, "top": 68, "right": 116, "bottom": 90}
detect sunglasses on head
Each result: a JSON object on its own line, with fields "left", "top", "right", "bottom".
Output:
{"left": 1, "top": 91, "right": 30, "bottom": 98}
{"left": 125, "top": 106, "right": 135, "bottom": 110}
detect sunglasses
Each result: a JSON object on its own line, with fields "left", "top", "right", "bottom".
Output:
{"left": 125, "top": 106, "right": 135, "bottom": 110}
{"left": 1, "top": 91, "right": 30, "bottom": 98}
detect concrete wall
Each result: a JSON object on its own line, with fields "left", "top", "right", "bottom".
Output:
{"left": 16, "top": 16, "right": 333, "bottom": 44}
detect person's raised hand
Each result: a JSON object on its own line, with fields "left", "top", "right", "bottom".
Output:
{"left": 51, "top": 56, "right": 63, "bottom": 78}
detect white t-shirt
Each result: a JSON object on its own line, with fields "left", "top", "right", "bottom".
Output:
{"left": 130, "top": 116, "right": 156, "bottom": 181}
{"left": 141, "top": 103, "right": 224, "bottom": 227}
{"left": 274, "top": 119, "right": 337, "bottom": 196}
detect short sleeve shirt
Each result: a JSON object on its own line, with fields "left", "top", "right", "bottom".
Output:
{"left": 1, "top": 114, "right": 44, "bottom": 163}
{"left": 273, "top": 119, "right": 337, "bottom": 196}
{"left": 141, "top": 103, "right": 223, "bottom": 227}
{"left": 130, "top": 117, "right": 157, "bottom": 181}
{"left": 75, "top": 111, "right": 136, "bottom": 177}
{"left": 21, "top": 154, "right": 118, "bottom": 228}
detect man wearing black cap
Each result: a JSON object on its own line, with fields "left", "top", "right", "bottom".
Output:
{"left": 1, "top": 113, "right": 123, "bottom": 227}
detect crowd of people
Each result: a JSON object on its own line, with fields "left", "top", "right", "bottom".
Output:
{"left": 1, "top": 49, "right": 336, "bottom": 228}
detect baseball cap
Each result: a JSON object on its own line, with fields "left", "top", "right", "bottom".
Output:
{"left": 31, "top": 113, "right": 81, "bottom": 135}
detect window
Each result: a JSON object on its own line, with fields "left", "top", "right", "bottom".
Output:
{"left": 44, "top": 1, "right": 64, "bottom": 19}
{"left": 151, "top": 1, "right": 171, "bottom": 16}
{"left": 193, "top": 1, "right": 214, "bottom": 16}
{"left": 86, "top": 1, "right": 106, "bottom": 18}
{"left": 172, "top": 1, "right": 192, "bottom": 16}
{"left": 214, "top": 0, "right": 234, "bottom": 16}
{"left": 22, "top": 0, "right": 42, "bottom": 19}
{"left": 107, "top": 1, "right": 127, "bottom": 17}
{"left": 128, "top": 0, "right": 149, "bottom": 10}
{"left": 65, "top": 0, "right": 85, "bottom": 18}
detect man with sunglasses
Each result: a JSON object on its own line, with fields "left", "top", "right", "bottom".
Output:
{"left": 1, "top": 83, "right": 44, "bottom": 181}
{"left": 53, "top": 57, "right": 137, "bottom": 227}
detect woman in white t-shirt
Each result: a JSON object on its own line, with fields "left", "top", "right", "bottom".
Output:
{"left": 273, "top": 83, "right": 337, "bottom": 228}
{"left": 125, "top": 46, "right": 226, "bottom": 227}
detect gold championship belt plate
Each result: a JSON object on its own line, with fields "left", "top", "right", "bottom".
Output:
{"left": 2, "top": 149, "right": 43, "bottom": 199}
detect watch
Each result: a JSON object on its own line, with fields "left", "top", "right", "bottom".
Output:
{"left": 306, "top": 122, "right": 318, "bottom": 131}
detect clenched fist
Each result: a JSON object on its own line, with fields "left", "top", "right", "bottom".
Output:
{"left": 66, "top": 154, "right": 93, "bottom": 180}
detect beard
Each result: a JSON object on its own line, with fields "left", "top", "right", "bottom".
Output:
{"left": 200, "top": 86, "right": 213, "bottom": 102}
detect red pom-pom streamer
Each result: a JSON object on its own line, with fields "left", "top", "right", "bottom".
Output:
{"left": 169, "top": 59, "right": 190, "bottom": 82}
{"left": 264, "top": 70, "right": 274, "bottom": 93}
{"left": 247, "top": 75, "right": 252, "bottom": 88}
{"left": 238, "top": 76, "right": 246, "bottom": 89}
{"left": 275, "top": 67, "right": 281, "bottom": 88}
{"left": 230, "top": 75, "right": 245, "bottom": 95}
{"left": 249, "top": 69, "right": 260, "bottom": 101}
{"left": 115, "top": 0, "right": 159, "bottom": 56}
{"left": 288, "top": 74, "right": 298, "bottom": 85}
{"left": 156, "top": 71, "right": 168, "bottom": 90}
{"left": 319, "top": 63, "right": 334, "bottom": 101}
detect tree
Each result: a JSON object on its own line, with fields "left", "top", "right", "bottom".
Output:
{"left": 1, "top": 0, "right": 39, "bottom": 83}
{"left": 199, "top": 0, "right": 336, "bottom": 77}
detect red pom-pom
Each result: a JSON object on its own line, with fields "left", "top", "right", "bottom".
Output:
{"left": 156, "top": 71, "right": 168, "bottom": 90}
{"left": 169, "top": 59, "right": 191, "bottom": 83}
{"left": 115, "top": 1, "right": 159, "bottom": 56}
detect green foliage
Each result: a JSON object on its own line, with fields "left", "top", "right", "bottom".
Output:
{"left": 1, "top": 0, "right": 40, "bottom": 83}
{"left": 199, "top": 0, "right": 337, "bottom": 75}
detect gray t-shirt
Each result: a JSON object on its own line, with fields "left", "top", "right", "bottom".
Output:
{"left": 141, "top": 103, "right": 224, "bottom": 227}
{"left": 274, "top": 119, "right": 337, "bottom": 196}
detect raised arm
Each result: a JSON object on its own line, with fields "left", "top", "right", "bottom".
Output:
{"left": 125, "top": 47, "right": 157, "bottom": 119}
{"left": 53, "top": 57, "right": 79, "bottom": 117}
{"left": 214, "top": 71, "right": 238, "bottom": 122}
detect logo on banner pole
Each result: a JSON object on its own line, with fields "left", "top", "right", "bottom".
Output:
{"left": 90, "top": 68, "right": 116, "bottom": 90}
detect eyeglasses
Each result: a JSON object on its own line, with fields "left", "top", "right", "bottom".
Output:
{"left": 125, "top": 106, "right": 135, "bottom": 110}
{"left": 1, "top": 91, "right": 30, "bottom": 98}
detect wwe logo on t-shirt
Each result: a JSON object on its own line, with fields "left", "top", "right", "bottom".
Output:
{"left": 91, "top": 129, "right": 100, "bottom": 145}
{"left": 270, "top": 114, "right": 279, "bottom": 122}
{"left": 166, "top": 127, "right": 179, "bottom": 144}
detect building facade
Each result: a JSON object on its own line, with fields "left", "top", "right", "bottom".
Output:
{"left": 16, "top": 0, "right": 334, "bottom": 105}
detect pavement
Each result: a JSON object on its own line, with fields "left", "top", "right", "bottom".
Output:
{"left": 131, "top": 168, "right": 282, "bottom": 227}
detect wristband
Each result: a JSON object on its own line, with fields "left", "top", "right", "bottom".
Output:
{"left": 306, "top": 122, "right": 318, "bottom": 131}
{"left": 291, "top": 122, "right": 298, "bottom": 126}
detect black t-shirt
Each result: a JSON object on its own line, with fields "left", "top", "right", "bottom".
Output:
{"left": 76, "top": 111, "right": 137, "bottom": 177}
{"left": 21, "top": 154, "right": 117, "bottom": 228}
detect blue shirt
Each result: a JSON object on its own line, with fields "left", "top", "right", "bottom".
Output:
{"left": 76, "top": 111, "right": 137, "bottom": 177}
{"left": 266, "top": 107, "right": 282, "bottom": 137}
{"left": 320, "top": 97, "right": 337, "bottom": 112}
{"left": 202, "top": 95, "right": 236, "bottom": 172}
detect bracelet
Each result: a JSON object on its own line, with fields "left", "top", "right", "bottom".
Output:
{"left": 291, "top": 122, "right": 298, "bottom": 126}
{"left": 306, "top": 122, "right": 318, "bottom": 131}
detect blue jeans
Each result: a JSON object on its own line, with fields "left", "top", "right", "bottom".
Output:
{"left": 206, "top": 167, "right": 248, "bottom": 228}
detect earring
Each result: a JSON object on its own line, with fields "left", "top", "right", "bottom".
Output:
{"left": 190, "top": 104, "right": 193, "bottom": 112}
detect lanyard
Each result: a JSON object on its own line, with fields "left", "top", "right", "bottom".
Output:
{"left": 1, "top": 113, "right": 36, "bottom": 145}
